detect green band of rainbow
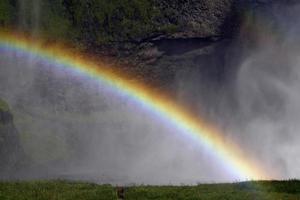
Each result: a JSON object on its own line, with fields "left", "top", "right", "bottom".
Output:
{"left": 0, "top": 32, "right": 271, "bottom": 180}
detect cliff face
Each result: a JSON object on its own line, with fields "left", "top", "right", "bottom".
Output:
{"left": 123, "top": 0, "right": 299, "bottom": 83}
{"left": 0, "top": 0, "right": 248, "bottom": 85}
{"left": 112, "top": 0, "right": 244, "bottom": 90}
{"left": 153, "top": 0, "right": 237, "bottom": 39}
{"left": 0, "top": 1, "right": 297, "bottom": 93}
{"left": 0, "top": 99, "right": 24, "bottom": 178}
{"left": 0, "top": 0, "right": 295, "bottom": 106}
{"left": 0, "top": 0, "right": 240, "bottom": 44}
{"left": 0, "top": 0, "right": 295, "bottom": 49}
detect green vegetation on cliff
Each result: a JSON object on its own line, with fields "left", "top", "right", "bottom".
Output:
{"left": 61, "top": 0, "right": 161, "bottom": 44}
{"left": 0, "top": 0, "right": 237, "bottom": 48}
{"left": 0, "top": 0, "right": 13, "bottom": 26}
{"left": 1, "top": 0, "right": 165, "bottom": 45}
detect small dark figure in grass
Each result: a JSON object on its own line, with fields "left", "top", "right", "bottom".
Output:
{"left": 116, "top": 186, "right": 125, "bottom": 200}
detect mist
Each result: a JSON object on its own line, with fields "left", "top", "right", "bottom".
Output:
{"left": 1, "top": 1, "right": 300, "bottom": 184}
{"left": 231, "top": 3, "right": 300, "bottom": 179}
{"left": 0, "top": 47, "right": 239, "bottom": 184}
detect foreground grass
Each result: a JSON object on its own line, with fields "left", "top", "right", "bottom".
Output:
{"left": 0, "top": 180, "right": 300, "bottom": 200}
{"left": 0, "top": 181, "right": 117, "bottom": 200}
{"left": 127, "top": 180, "right": 300, "bottom": 200}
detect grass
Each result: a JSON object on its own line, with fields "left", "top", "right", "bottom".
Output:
{"left": 126, "top": 180, "right": 300, "bottom": 200}
{"left": 0, "top": 181, "right": 117, "bottom": 200}
{"left": 0, "top": 180, "right": 300, "bottom": 200}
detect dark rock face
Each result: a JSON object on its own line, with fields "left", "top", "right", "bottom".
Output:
{"left": 109, "top": 1, "right": 256, "bottom": 87}
{"left": 122, "top": 0, "right": 299, "bottom": 84}
{"left": 0, "top": 99, "right": 25, "bottom": 178}
{"left": 153, "top": 0, "right": 236, "bottom": 39}
{"left": 111, "top": 0, "right": 242, "bottom": 58}
{"left": 1, "top": 1, "right": 276, "bottom": 84}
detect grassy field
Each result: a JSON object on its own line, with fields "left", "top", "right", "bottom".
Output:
{"left": 0, "top": 180, "right": 300, "bottom": 200}
{"left": 126, "top": 180, "right": 300, "bottom": 200}
{"left": 0, "top": 181, "right": 117, "bottom": 200}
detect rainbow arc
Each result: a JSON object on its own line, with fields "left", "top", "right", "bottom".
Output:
{"left": 0, "top": 31, "right": 272, "bottom": 180}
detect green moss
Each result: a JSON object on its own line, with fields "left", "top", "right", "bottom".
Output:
{"left": 0, "top": 0, "right": 164, "bottom": 45}
{"left": 0, "top": 0, "right": 230, "bottom": 48}
{"left": 0, "top": 99, "right": 9, "bottom": 112}
{"left": 160, "top": 24, "right": 180, "bottom": 34}
{"left": 39, "top": 1, "right": 75, "bottom": 40}
{"left": 0, "top": 0, "right": 13, "bottom": 26}
{"left": 77, "top": 0, "right": 160, "bottom": 43}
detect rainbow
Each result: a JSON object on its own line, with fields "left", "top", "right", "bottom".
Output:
{"left": 0, "top": 31, "right": 271, "bottom": 180}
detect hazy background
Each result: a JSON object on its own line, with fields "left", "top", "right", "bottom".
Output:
{"left": 1, "top": 1, "right": 300, "bottom": 184}
{"left": 0, "top": 49, "right": 233, "bottom": 184}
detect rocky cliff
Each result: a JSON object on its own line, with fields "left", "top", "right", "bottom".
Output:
{"left": 1, "top": 0, "right": 297, "bottom": 112}
{"left": 1, "top": 0, "right": 298, "bottom": 97}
